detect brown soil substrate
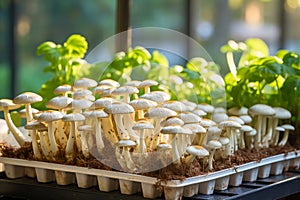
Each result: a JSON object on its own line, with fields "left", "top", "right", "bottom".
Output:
{"left": 1, "top": 142, "right": 299, "bottom": 182}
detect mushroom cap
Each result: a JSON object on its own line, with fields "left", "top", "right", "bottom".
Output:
{"left": 144, "top": 107, "right": 177, "bottom": 119}
{"left": 140, "top": 91, "right": 170, "bottom": 103}
{"left": 157, "top": 142, "right": 172, "bottom": 150}
{"left": 78, "top": 124, "right": 94, "bottom": 132}
{"left": 112, "top": 86, "right": 139, "bottom": 95}
{"left": 24, "top": 120, "right": 47, "bottom": 131}
{"left": 124, "top": 80, "right": 142, "bottom": 87}
{"left": 92, "top": 98, "right": 117, "bottom": 109}
{"left": 93, "top": 85, "right": 114, "bottom": 94}
{"left": 132, "top": 120, "right": 154, "bottom": 130}
{"left": 281, "top": 124, "right": 295, "bottom": 131}
{"left": 212, "top": 112, "right": 228, "bottom": 123}
{"left": 239, "top": 115, "right": 252, "bottom": 124}
{"left": 240, "top": 125, "right": 253, "bottom": 132}
{"left": 0, "top": 99, "right": 21, "bottom": 110}
{"left": 162, "top": 101, "right": 187, "bottom": 112}
{"left": 246, "top": 129, "right": 257, "bottom": 136}
{"left": 38, "top": 110, "right": 64, "bottom": 122}
{"left": 197, "top": 103, "right": 214, "bottom": 113}
{"left": 207, "top": 126, "right": 222, "bottom": 134}
{"left": 19, "top": 108, "right": 39, "bottom": 118}
{"left": 73, "top": 89, "right": 93, "bottom": 99}
{"left": 13, "top": 92, "right": 43, "bottom": 104}
{"left": 186, "top": 145, "right": 209, "bottom": 157}
{"left": 98, "top": 79, "right": 120, "bottom": 87}
{"left": 62, "top": 113, "right": 85, "bottom": 122}
{"left": 73, "top": 78, "right": 97, "bottom": 89}
{"left": 117, "top": 139, "right": 136, "bottom": 147}
{"left": 275, "top": 126, "right": 285, "bottom": 132}
{"left": 138, "top": 79, "right": 158, "bottom": 88}
{"left": 228, "top": 116, "right": 245, "bottom": 125}
{"left": 183, "top": 123, "right": 206, "bottom": 134}
{"left": 180, "top": 100, "right": 197, "bottom": 112}
{"left": 160, "top": 125, "right": 192, "bottom": 135}
{"left": 178, "top": 113, "right": 201, "bottom": 124}
{"left": 227, "top": 106, "right": 248, "bottom": 116}
{"left": 192, "top": 109, "right": 207, "bottom": 117}
{"left": 219, "top": 137, "right": 230, "bottom": 145}
{"left": 213, "top": 107, "right": 227, "bottom": 114}
{"left": 46, "top": 96, "right": 73, "bottom": 110}
{"left": 160, "top": 117, "right": 184, "bottom": 126}
{"left": 248, "top": 104, "right": 275, "bottom": 116}
{"left": 218, "top": 120, "right": 242, "bottom": 129}
{"left": 273, "top": 107, "right": 291, "bottom": 119}
{"left": 104, "top": 102, "right": 134, "bottom": 114}
{"left": 53, "top": 84, "right": 72, "bottom": 95}
{"left": 207, "top": 140, "right": 222, "bottom": 149}
{"left": 71, "top": 99, "right": 93, "bottom": 110}
{"left": 89, "top": 110, "right": 109, "bottom": 119}
{"left": 199, "top": 118, "right": 216, "bottom": 127}
{"left": 129, "top": 99, "right": 157, "bottom": 110}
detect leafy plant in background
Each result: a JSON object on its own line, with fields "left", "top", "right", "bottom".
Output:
{"left": 95, "top": 46, "right": 224, "bottom": 105}
{"left": 36, "top": 34, "right": 90, "bottom": 109}
{"left": 221, "top": 38, "right": 300, "bottom": 126}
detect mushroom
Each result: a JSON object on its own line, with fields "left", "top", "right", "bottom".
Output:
{"left": 239, "top": 125, "right": 253, "bottom": 149}
{"left": 140, "top": 91, "right": 171, "bottom": 104}
{"left": 37, "top": 110, "right": 64, "bottom": 159}
{"left": 197, "top": 103, "right": 214, "bottom": 118}
{"left": 157, "top": 142, "right": 172, "bottom": 167}
{"left": 116, "top": 139, "right": 137, "bottom": 172}
{"left": 13, "top": 92, "right": 43, "bottom": 123}
{"left": 278, "top": 124, "right": 295, "bottom": 147}
{"left": 248, "top": 104, "right": 275, "bottom": 149}
{"left": 272, "top": 126, "right": 285, "bottom": 146}
{"left": 0, "top": 99, "right": 27, "bottom": 146}
{"left": 217, "top": 136, "right": 230, "bottom": 159}
{"left": 132, "top": 120, "right": 154, "bottom": 154}
{"left": 104, "top": 102, "right": 137, "bottom": 140}
{"left": 98, "top": 79, "right": 120, "bottom": 88}
{"left": 53, "top": 84, "right": 72, "bottom": 97}
{"left": 218, "top": 120, "right": 242, "bottom": 157}
{"left": 184, "top": 123, "right": 206, "bottom": 146}
{"left": 111, "top": 86, "right": 139, "bottom": 104}
{"left": 206, "top": 140, "right": 222, "bottom": 171}
{"left": 245, "top": 129, "right": 257, "bottom": 149}
{"left": 206, "top": 126, "right": 222, "bottom": 141}
{"left": 129, "top": 98, "right": 157, "bottom": 120}
{"left": 160, "top": 125, "right": 192, "bottom": 163}
{"left": 138, "top": 79, "right": 158, "bottom": 94}
{"left": 71, "top": 99, "right": 93, "bottom": 113}
{"left": 73, "top": 89, "right": 95, "bottom": 101}
{"left": 62, "top": 113, "right": 85, "bottom": 161}
{"left": 227, "top": 106, "right": 248, "bottom": 116}
{"left": 269, "top": 107, "right": 291, "bottom": 146}
{"left": 181, "top": 100, "right": 197, "bottom": 112}
{"left": 77, "top": 124, "right": 94, "bottom": 158}
{"left": 212, "top": 112, "right": 228, "bottom": 123}
{"left": 46, "top": 96, "right": 73, "bottom": 114}
{"left": 24, "top": 120, "right": 47, "bottom": 159}
{"left": 89, "top": 110, "right": 109, "bottom": 154}
{"left": 144, "top": 107, "right": 177, "bottom": 148}
{"left": 73, "top": 77, "right": 97, "bottom": 90}
{"left": 162, "top": 101, "right": 187, "bottom": 113}
{"left": 184, "top": 145, "right": 209, "bottom": 166}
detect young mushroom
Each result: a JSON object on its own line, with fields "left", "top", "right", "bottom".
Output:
{"left": 77, "top": 124, "right": 94, "bottom": 158}
{"left": 111, "top": 86, "right": 139, "bottom": 104}
{"left": 138, "top": 79, "right": 158, "bottom": 94}
{"left": 206, "top": 140, "right": 222, "bottom": 171}
{"left": 37, "top": 110, "right": 64, "bottom": 159}
{"left": 53, "top": 84, "right": 72, "bottom": 97}
{"left": 132, "top": 120, "right": 154, "bottom": 154}
{"left": 184, "top": 145, "right": 209, "bottom": 166}
{"left": 62, "top": 113, "right": 85, "bottom": 162}
{"left": 0, "top": 99, "right": 27, "bottom": 146}
{"left": 278, "top": 124, "right": 295, "bottom": 147}
{"left": 116, "top": 139, "right": 137, "bottom": 172}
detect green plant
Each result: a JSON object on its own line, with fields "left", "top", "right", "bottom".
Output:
{"left": 222, "top": 38, "right": 300, "bottom": 124}
{"left": 36, "top": 34, "right": 89, "bottom": 109}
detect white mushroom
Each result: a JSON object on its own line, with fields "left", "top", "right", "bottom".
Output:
{"left": 116, "top": 139, "right": 137, "bottom": 172}
{"left": 206, "top": 140, "right": 222, "bottom": 171}
{"left": 278, "top": 124, "right": 295, "bottom": 147}
{"left": 184, "top": 145, "right": 209, "bottom": 166}
{"left": 132, "top": 120, "right": 154, "bottom": 154}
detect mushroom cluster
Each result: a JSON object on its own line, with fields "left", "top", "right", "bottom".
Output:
{"left": 0, "top": 78, "right": 295, "bottom": 173}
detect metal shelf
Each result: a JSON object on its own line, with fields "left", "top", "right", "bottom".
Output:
{"left": 0, "top": 170, "right": 299, "bottom": 200}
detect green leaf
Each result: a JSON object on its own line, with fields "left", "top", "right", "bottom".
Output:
{"left": 151, "top": 50, "right": 169, "bottom": 67}
{"left": 64, "top": 34, "right": 88, "bottom": 58}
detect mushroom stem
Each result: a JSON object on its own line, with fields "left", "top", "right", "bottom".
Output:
{"left": 95, "top": 118, "right": 105, "bottom": 153}
{"left": 3, "top": 108, "right": 26, "bottom": 146}
{"left": 254, "top": 115, "right": 263, "bottom": 149}
{"left": 115, "top": 147, "right": 128, "bottom": 171}
{"left": 25, "top": 104, "right": 33, "bottom": 122}
{"left": 278, "top": 130, "right": 290, "bottom": 146}
{"left": 65, "top": 121, "right": 76, "bottom": 161}
{"left": 225, "top": 127, "right": 234, "bottom": 156}
{"left": 239, "top": 131, "right": 245, "bottom": 149}
{"left": 113, "top": 114, "right": 130, "bottom": 140}
{"left": 48, "top": 122, "right": 59, "bottom": 157}
{"left": 101, "top": 115, "right": 119, "bottom": 143}
{"left": 262, "top": 117, "right": 273, "bottom": 147}
{"left": 39, "top": 131, "right": 51, "bottom": 160}
{"left": 54, "top": 121, "right": 68, "bottom": 149}
{"left": 123, "top": 147, "right": 136, "bottom": 172}
{"left": 170, "top": 134, "right": 180, "bottom": 163}
{"left": 270, "top": 118, "right": 279, "bottom": 145}
{"left": 184, "top": 154, "right": 196, "bottom": 165}
{"left": 207, "top": 149, "right": 216, "bottom": 171}
{"left": 138, "top": 129, "right": 146, "bottom": 153}
{"left": 79, "top": 131, "right": 90, "bottom": 158}
{"left": 30, "top": 129, "right": 42, "bottom": 159}
{"left": 123, "top": 114, "right": 139, "bottom": 141}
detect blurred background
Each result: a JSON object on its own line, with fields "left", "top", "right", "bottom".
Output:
{"left": 0, "top": 0, "right": 300, "bottom": 98}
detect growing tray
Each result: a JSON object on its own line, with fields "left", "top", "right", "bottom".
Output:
{"left": 0, "top": 150, "right": 299, "bottom": 199}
